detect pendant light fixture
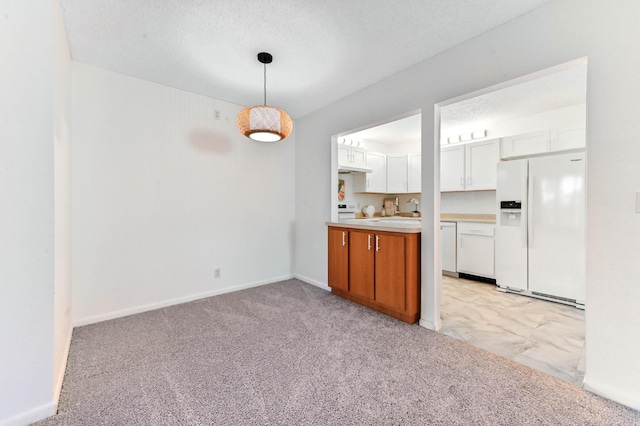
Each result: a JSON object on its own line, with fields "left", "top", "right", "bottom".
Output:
{"left": 237, "top": 52, "right": 293, "bottom": 142}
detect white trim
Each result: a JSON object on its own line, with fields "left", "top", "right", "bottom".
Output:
{"left": 54, "top": 328, "right": 73, "bottom": 405}
{"left": 583, "top": 376, "right": 640, "bottom": 411}
{"left": 0, "top": 402, "right": 56, "bottom": 426}
{"left": 73, "top": 275, "right": 294, "bottom": 327}
{"left": 419, "top": 318, "right": 442, "bottom": 331}
{"left": 294, "top": 274, "right": 331, "bottom": 291}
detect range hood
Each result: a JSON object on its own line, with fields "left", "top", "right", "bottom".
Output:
{"left": 338, "top": 163, "right": 372, "bottom": 173}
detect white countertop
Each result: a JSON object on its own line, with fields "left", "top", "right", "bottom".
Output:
{"left": 440, "top": 214, "right": 496, "bottom": 224}
{"left": 326, "top": 217, "right": 422, "bottom": 233}
{"left": 440, "top": 218, "right": 496, "bottom": 224}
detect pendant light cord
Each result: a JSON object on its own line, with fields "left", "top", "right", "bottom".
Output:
{"left": 263, "top": 62, "right": 267, "bottom": 106}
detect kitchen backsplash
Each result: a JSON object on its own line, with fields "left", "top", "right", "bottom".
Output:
{"left": 341, "top": 174, "right": 496, "bottom": 215}
{"left": 440, "top": 191, "right": 496, "bottom": 214}
{"left": 340, "top": 172, "right": 421, "bottom": 214}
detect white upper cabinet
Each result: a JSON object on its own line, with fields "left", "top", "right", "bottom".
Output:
{"left": 337, "top": 144, "right": 351, "bottom": 165}
{"left": 441, "top": 139, "right": 499, "bottom": 192}
{"left": 407, "top": 153, "right": 421, "bottom": 193}
{"left": 354, "top": 152, "right": 387, "bottom": 193}
{"left": 501, "top": 127, "right": 585, "bottom": 159}
{"left": 386, "top": 154, "right": 408, "bottom": 193}
{"left": 501, "top": 131, "right": 549, "bottom": 159}
{"left": 441, "top": 145, "right": 465, "bottom": 191}
{"left": 551, "top": 127, "right": 585, "bottom": 152}
{"left": 350, "top": 147, "right": 367, "bottom": 169}
{"left": 338, "top": 145, "right": 368, "bottom": 170}
{"left": 367, "top": 152, "right": 387, "bottom": 192}
{"left": 465, "top": 139, "right": 500, "bottom": 191}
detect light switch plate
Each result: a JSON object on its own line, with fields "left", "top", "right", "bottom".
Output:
{"left": 636, "top": 192, "right": 640, "bottom": 213}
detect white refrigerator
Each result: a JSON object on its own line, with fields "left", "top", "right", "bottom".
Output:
{"left": 495, "top": 152, "right": 585, "bottom": 306}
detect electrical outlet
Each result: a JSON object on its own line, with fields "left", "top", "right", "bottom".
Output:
{"left": 214, "top": 268, "right": 221, "bottom": 279}
{"left": 214, "top": 110, "right": 221, "bottom": 120}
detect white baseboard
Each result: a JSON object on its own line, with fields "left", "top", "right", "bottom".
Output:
{"left": 0, "top": 401, "right": 56, "bottom": 426}
{"left": 294, "top": 274, "right": 331, "bottom": 291}
{"left": 419, "top": 318, "right": 442, "bottom": 331}
{"left": 583, "top": 376, "right": 640, "bottom": 411}
{"left": 54, "top": 327, "right": 73, "bottom": 405}
{"left": 73, "top": 275, "right": 294, "bottom": 327}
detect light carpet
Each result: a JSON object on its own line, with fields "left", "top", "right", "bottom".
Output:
{"left": 36, "top": 279, "right": 640, "bottom": 425}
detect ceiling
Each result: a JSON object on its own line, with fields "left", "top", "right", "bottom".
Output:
{"left": 343, "top": 114, "right": 422, "bottom": 146}
{"left": 440, "top": 63, "right": 587, "bottom": 137}
{"left": 60, "top": 0, "right": 552, "bottom": 119}
{"left": 343, "top": 63, "right": 587, "bottom": 145}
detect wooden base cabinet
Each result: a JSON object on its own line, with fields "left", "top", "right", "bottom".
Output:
{"left": 328, "top": 227, "right": 420, "bottom": 324}
{"left": 328, "top": 228, "right": 349, "bottom": 291}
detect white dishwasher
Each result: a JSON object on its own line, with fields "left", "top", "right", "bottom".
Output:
{"left": 456, "top": 221, "right": 495, "bottom": 279}
{"left": 440, "top": 222, "right": 457, "bottom": 276}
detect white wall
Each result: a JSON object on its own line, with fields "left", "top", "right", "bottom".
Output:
{"left": 0, "top": 1, "right": 56, "bottom": 424}
{"left": 71, "top": 63, "right": 295, "bottom": 325}
{"left": 441, "top": 191, "right": 495, "bottom": 215}
{"left": 294, "top": 0, "right": 640, "bottom": 409}
{"left": 53, "top": 0, "right": 73, "bottom": 406}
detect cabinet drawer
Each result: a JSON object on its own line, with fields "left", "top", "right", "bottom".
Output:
{"left": 457, "top": 222, "right": 495, "bottom": 237}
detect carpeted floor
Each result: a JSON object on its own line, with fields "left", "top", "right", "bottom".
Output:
{"left": 36, "top": 279, "right": 640, "bottom": 425}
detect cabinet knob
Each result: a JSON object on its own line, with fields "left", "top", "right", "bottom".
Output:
{"left": 342, "top": 231, "right": 346, "bottom": 246}
{"left": 376, "top": 235, "right": 380, "bottom": 252}
{"left": 368, "top": 234, "right": 372, "bottom": 250}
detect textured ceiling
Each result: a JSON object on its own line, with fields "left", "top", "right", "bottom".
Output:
{"left": 440, "top": 63, "right": 587, "bottom": 136}
{"left": 344, "top": 63, "right": 587, "bottom": 145}
{"left": 60, "top": 0, "right": 552, "bottom": 119}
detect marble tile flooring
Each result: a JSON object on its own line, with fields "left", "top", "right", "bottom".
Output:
{"left": 439, "top": 275, "right": 586, "bottom": 386}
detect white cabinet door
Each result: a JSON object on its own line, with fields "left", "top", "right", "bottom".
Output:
{"left": 501, "top": 131, "right": 549, "bottom": 159}
{"left": 338, "top": 145, "right": 368, "bottom": 169}
{"left": 550, "top": 127, "right": 585, "bottom": 152}
{"left": 441, "top": 222, "right": 457, "bottom": 274}
{"left": 457, "top": 222, "right": 495, "bottom": 278}
{"left": 407, "top": 153, "right": 421, "bottom": 193}
{"left": 337, "top": 145, "right": 351, "bottom": 166}
{"left": 365, "top": 152, "right": 386, "bottom": 193}
{"left": 465, "top": 139, "right": 499, "bottom": 190}
{"left": 441, "top": 145, "right": 465, "bottom": 192}
{"left": 351, "top": 147, "right": 367, "bottom": 169}
{"left": 386, "top": 154, "right": 408, "bottom": 193}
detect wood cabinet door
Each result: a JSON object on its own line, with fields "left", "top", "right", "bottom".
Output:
{"left": 349, "top": 230, "right": 375, "bottom": 299}
{"left": 374, "top": 233, "right": 406, "bottom": 311}
{"left": 328, "top": 228, "right": 349, "bottom": 291}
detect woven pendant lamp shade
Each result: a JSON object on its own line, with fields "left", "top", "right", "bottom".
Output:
{"left": 237, "top": 105, "right": 292, "bottom": 142}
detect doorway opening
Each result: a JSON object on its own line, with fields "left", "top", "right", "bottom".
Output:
{"left": 436, "top": 58, "right": 588, "bottom": 385}
{"left": 330, "top": 111, "right": 422, "bottom": 223}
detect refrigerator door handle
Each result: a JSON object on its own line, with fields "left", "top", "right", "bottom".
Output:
{"left": 528, "top": 174, "right": 534, "bottom": 248}
{"left": 522, "top": 173, "right": 528, "bottom": 248}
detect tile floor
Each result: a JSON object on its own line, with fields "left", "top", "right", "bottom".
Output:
{"left": 439, "top": 275, "right": 585, "bottom": 386}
